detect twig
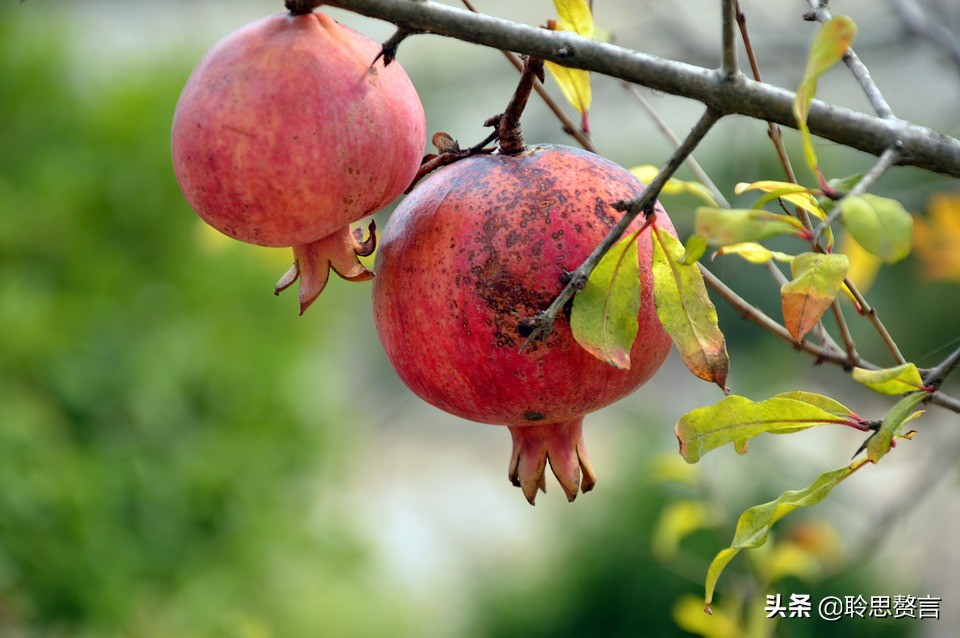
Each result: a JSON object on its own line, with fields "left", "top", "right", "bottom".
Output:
{"left": 519, "top": 108, "right": 723, "bottom": 348}
{"left": 830, "top": 299, "right": 859, "bottom": 367}
{"left": 845, "top": 283, "right": 907, "bottom": 365}
{"left": 889, "top": 0, "right": 960, "bottom": 78}
{"left": 811, "top": 143, "right": 903, "bottom": 243}
{"left": 699, "top": 266, "right": 960, "bottom": 413}
{"left": 322, "top": 0, "right": 960, "bottom": 178}
{"left": 460, "top": 0, "right": 598, "bottom": 154}
{"left": 621, "top": 83, "right": 729, "bottom": 208}
{"left": 923, "top": 343, "right": 960, "bottom": 388}
{"left": 721, "top": 0, "right": 740, "bottom": 77}
{"left": 805, "top": 0, "right": 896, "bottom": 120}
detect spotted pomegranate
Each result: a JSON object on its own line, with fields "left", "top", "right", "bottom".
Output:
{"left": 172, "top": 8, "right": 425, "bottom": 313}
{"left": 372, "top": 144, "right": 674, "bottom": 504}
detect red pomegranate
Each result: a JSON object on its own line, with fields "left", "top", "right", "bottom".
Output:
{"left": 372, "top": 144, "right": 674, "bottom": 504}
{"left": 172, "top": 8, "right": 425, "bottom": 313}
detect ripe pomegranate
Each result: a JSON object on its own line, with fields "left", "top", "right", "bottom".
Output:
{"left": 171, "top": 8, "right": 425, "bottom": 313}
{"left": 372, "top": 144, "right": 674, "bottom": 504}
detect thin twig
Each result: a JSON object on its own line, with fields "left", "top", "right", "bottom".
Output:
{"left": 322, "top": 0, "right": 960, "bottom": 178}
{"left": 721, "top": 0, "right": 740, "bottom": 77}
{"left": 889, "top": 0, "right": 960, "bottom": 77}
{"left": 830, "top": 299, "right": 859, "bottom": 366}
{"left": 460, "top": 0, "right": 598, "bottom": 154}
{"left": 805, "top": 0, "right": 896, "bottom": 120}
{"left": 846, "top": 283, "right": 907, "bottom": 365}
{"left": 923, "top": 343, "right": 960, "bottom": 388}
{"left": 621, "top": 83, "right": 729, "bottom": 208}
{"left": 699, "top": 266, "right": 960, "bottom": 413}
{"left": 812, "top": 143, "right": 903, "bottom": 243}
{"left": 520, "top": 108, "right": 724, "bottom": 348}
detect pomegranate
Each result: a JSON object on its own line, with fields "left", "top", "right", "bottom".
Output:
{"left": 171, "top": 8, "right": 425, "bottom": 313}
{"left": 372, "top": 144, "right": 674, "bottom": 504}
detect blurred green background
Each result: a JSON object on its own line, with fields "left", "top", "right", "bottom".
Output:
{"left": 2, "top": 1, "right": 959, "bottom": 637}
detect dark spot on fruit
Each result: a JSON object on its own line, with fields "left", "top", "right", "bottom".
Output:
{"left": 524, "top": 411, "right": 545, "bottom": 421}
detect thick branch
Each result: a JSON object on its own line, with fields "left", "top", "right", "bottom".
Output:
{"left": 324, "top": 0, "right": 960, "bottom": 178}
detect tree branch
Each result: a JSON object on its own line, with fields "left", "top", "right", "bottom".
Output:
{"left": 699, "top": 266, "right": 960, "bottom": 413}
{"left": 519, "top": 108, "right": 723, "bottom": 348}
{"left": 323, "top": 0, "right": 960, "bottom": 177}
{"left": 721, "top": 0, "right": 740, "bottom": 77}
{"left": 805, "top": 0, "right": 896, "bottom": 120}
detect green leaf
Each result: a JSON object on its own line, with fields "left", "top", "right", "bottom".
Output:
{"left": 839, "top": 194, "right": 914, "bottom": 263}
{"left": 675, "top": 394, "right": 856, "bottom": 463}
{"left": 793, "top": 16, "right": 857, "bottom": 174}
{"left": 781, "top": 252, "right": 849, "bottom": 342}
{"left": 571, "top": 232, "right": 640, "bottom": 369}
{"left": 681, "top": 234, "right": 709, "bottom": 265}
{"left": 866, "top": 391, "right": 928, "bottom": 463}
{"left": 704, "top": 460, "right": 868, "bottom": 608}
{"left": 713, "top": 242, "right": 794, "bottom": 265}
{"left": 853, "top": 363, "right": 925, "bottom": 395}
{"left": 695, "top": 208, "right": 804, "bottom": 246}
{"left": 651, "top": 225, "right": 729, "bottom": 389}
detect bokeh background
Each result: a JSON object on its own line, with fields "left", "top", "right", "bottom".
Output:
{"left": 2, "top": 1, "right": 960, "bottom": 636}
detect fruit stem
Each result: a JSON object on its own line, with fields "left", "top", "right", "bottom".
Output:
{"left": 497, "top": 55, "right": 544, "bottom": 156}
{"left": 285, "top": 0, "right": 322, "bottom": 15}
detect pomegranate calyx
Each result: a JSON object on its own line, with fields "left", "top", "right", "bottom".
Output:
{"left": 277, "top": 221, "right": 377, "bottom": 315}
{"left": 507, "top": 418, "right": 597, "bottom": 506}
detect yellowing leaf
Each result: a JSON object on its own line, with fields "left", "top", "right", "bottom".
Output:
{"left": 652, "top": 225, "right": 729, "bottom": 389}
{"left": 771, "top": 390, "right": 857, "bottom": 421}
{"left": 632, "top": 165, "right": 718, "bottom": 206}
{"left": 571, "top": 232, "right": 641, "bottom": 369}
{"left": 546, "top": 2, "right": 594, "bottom": 123}
{"left": 915, "top": 192, "right": 960, "bottom": 281}
{"left": 735, "top": 180, "right": 814, "bottom": 196}
{"left": 695, "top": 208, "right": 804, "bottom": 246}
{"left": 793, "top": 16, "right": 858, "bottom": 174}
{"left": 840, "top": 194, "right": 913, "bottom": 263}
{"left": 553, "top": 0, "right": 594, "bottom": 38}
{"left": 704, "top": 460, "right": 868, "bottom": 608}
{"left": 853, "top": 363, "right": 926, "bottom": 395}
{"left": 713, "top": 242, "right": 794, "bottom": 265}
{"left": 544, "top": 61, "right": 592, "bottom": 115}
{"left": 838, "top": 230, "right": 880, "bottom": 293}
{"left": 781, "top": 252, "right": 849, "bottom": 342}
{"left": 675, "top": 394, "right": 856, "bottom": 463}
{"left": 866, "top": 391, "right": 927, "bottom": 463}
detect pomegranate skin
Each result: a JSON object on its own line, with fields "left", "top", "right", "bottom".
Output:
{"left": 172, "top": 11, "right": 425, "bottom": 248}
{"left": 372, "top": 145, "right": 675, "bottom": 501}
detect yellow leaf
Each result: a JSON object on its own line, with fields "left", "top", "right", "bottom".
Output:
{"left": 553, "top": 0, "right": 594, "bottom": 38}
{"left": 838, "top": 230, "right": 880, "bottom": 292}
{"left": 673, "top": 595, "right": 741, "bottom": 638}
{"left": 630, "top": 165, "right": 718, "bottom": 205}
{"left": 547, "top": 1, "right": 594, "bottom": 122}
{"left": 544, "top": 62, "right": 592, "bottom": 115}
{"left": 793, "top": 16, "right": 857, "bottom": 175}
{"left": 915, "top": 191, "right": 960, "bottom": 282}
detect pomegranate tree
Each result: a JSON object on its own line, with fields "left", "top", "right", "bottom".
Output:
{"left": 171, "top": 6, "right": 425, "bottom": 313}
{"left": 372, "top": 139, "right": 675, "bottom": 504}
